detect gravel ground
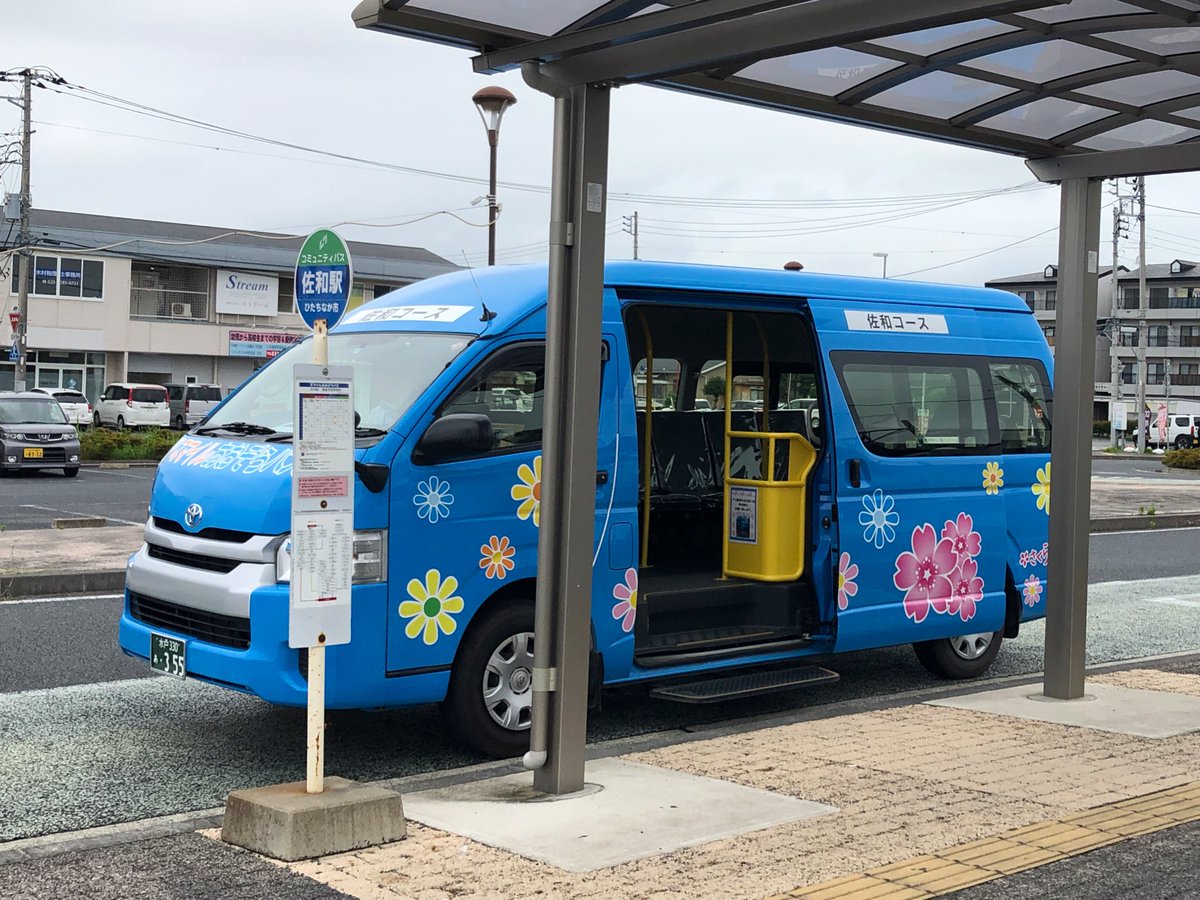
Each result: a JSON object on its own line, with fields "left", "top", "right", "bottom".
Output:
{"left": 0, "top": 832, "right": 350, "bottom": 900}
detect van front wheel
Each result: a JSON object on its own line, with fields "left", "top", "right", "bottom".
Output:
{"left": 913, "top": 631, "right": 1002, "bottom": 679}
{"left": 445, "top": 601, "right": 535, "bottom": 759}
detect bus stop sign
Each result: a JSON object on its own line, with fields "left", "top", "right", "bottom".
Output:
{"left": 295, "top": 229, "right": 353, "bottom": 331}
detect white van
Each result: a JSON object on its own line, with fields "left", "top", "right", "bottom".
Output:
{"left": 95, "top": 383, "right": 170, "bottom": 429}
{"left": 165, "top": 383, "right": 223, "bottom": 430}
{"left": 1168, "top": 414, "right": 1200, "bottom": 449}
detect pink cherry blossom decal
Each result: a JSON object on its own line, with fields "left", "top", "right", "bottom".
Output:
{"left": 948, "top": 557, "right": 983, "bottom": 622}
{"left": 1022, "top": 574, "right": 1043, "bottom": 608}
{"left": 941, "top": 512, "right": 981, "bottom": 564}
{"left": 893, "top": 524, "right": 956, "bottom": 623}
{"left": 837, "top": 552, "right": 859, "bottom": 611}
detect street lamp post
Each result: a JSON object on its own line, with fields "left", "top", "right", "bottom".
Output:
{"left": 873, "top": 252, "right": 888, "bottom": 278}
{"left": 472, "top": 86, "right": 517, "bottom": 266}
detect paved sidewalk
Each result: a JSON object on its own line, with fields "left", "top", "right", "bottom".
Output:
{"left": 243, "top": 662, "right": 1200, "bottom": 900}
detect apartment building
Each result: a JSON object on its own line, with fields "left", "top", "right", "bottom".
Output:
{"left": 1, "top": 210, "right": 458, "bottom": 401}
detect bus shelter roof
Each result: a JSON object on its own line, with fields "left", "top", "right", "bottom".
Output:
{"left": 354, "top": 0, "right": 1200, "bottom": 179}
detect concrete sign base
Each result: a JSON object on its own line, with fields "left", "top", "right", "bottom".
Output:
{"left": 222, "top": 776, "right": 405, "bottom": 861}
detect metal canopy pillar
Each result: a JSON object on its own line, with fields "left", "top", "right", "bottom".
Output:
{"left": 1043, "top": 176, "right": 1101, "bottom": 700}
{"left": 522, "top": 73, "right": 611, "bottom": 795}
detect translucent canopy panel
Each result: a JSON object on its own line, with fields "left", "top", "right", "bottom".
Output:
{"left": 355, "top": 0, "right": 1200, "bottom": 162}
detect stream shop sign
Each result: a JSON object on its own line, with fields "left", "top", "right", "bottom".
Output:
{"left": 216, "top": 270, "right": 279, "bottom": 316}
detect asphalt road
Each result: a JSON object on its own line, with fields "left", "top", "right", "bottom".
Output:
{"left": 0, "top": 538, "right": 1197, "bottom": 843}
{"left": 0, "top": 466, "right": 154, "bottom": 529}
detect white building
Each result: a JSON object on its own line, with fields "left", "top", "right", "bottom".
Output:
{"left": 2, "top": 209, "right": 458, "bottom": 400}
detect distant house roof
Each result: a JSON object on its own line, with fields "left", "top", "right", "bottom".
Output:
{"left": 1120, "top": 260, "right": 1200, "bottom": 280}
{"left": 4, "top": 209, "right": 459, "bottom": 283}
{"left": 986, "top": 264, "right": 1126, "bottom": 287}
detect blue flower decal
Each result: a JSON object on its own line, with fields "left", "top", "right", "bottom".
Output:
{"left": 414, "top": 476, "right": 454, "bottom": 524}
{"left": 859, "top": 489, "right": 899, "bottom": 549}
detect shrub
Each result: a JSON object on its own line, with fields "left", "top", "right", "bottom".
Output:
{"left": 1163, "top": 448, "right": 1200, "bottom": 470}
{"left": 81, "top": 427, "right": 183, "bottom": 461}
{"left": 1093, "top": 419, "right": 1111, "bottom": 438}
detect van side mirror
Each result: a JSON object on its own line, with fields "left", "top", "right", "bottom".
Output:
{"left": 416, "top": 413, "right": 495, "bottom": 461}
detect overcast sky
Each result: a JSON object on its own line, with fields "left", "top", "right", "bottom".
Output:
{"left": 5, "top": 1, "right": 1200, "bottom": 287}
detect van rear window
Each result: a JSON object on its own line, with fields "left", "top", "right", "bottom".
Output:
{"left": 132, "top": 388, "right": 167, "bottom": 403}
{"left": 57, "top": 392, "right": 89, "bottom": 404}
{"left": 834, "top": 352, "right": 993, "bottom": 457}
{"left": 188, "top": 386, "right": 222, "bottom": 401}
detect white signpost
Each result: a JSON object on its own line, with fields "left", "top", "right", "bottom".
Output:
{"left": 290, "top": 229, "right": 355, "bottom": 795}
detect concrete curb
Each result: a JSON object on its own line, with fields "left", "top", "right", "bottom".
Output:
{"left": 80, "top": 460, "right": 161, "bottom": 469}
{"left": 0, "top": 570, "right": 125, "bottom": 600}
{"left": 1090, "top": 512, "right": 1200, "bottom": 532}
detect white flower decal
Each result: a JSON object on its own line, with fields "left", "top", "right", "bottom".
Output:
{"left": 413, "top": 475, "right": 454, "bottom": 524}
{"left": 859, "top": 489, "right": 899, "bottom": 549}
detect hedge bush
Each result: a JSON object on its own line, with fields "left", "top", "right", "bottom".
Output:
{"left": 80, "top": 427, "right": 183, "bottom": 461}
{"left": 1093, "top": 419, "right": 1111, "bottom": 437}
{"left": 1163, "top": 448, "right": 1200, "bottom": 470}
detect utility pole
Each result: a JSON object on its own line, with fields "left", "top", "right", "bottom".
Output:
{"left": 13, "top": 68, "right": 31, "bottom": 392}
{"left": 622, "top": 211, "right": 639, "bottom": 260}
{"left": 1108, "top": 185, "right": 1131, "bottom": 448}
{"left": 1135, "top": 176, "right": 1148, "bottom": 453}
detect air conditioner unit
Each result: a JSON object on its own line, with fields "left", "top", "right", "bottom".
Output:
{"left": 170, "top": 302, "right": 193, "bottom": 318}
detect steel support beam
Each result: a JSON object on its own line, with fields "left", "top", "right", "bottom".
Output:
{"left": 1043, "top": 176, "right": 1101, "bottom": 701}
{"left": 526, "top": 81, "right": 611, "bottom": 795}
{"left": 1028, "top": 142, "right": 1200, "bottom": 182}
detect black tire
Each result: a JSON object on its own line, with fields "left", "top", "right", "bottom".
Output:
{"left": 1176, "top": 435, "right": 1191, "bottom": 450}
{"left": 116, "top": 415, "right": 125, "bottom": 431}
{"left": 93, "top": 411, "right": 102, "bottom": 428}
{"left": 175, "top": 415, "right": 185, "bottom": 431}
{"left": 63, "top": 466, "right": 80, "bottom": 478}
{"left": 913, "top": 631, "right": 1002, "bottom": 679}
{"left": 445, "top": 600, "right": 535, "bottom": 759}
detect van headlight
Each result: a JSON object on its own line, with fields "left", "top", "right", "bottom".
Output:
{"left": 275, "top": 529, "right": 387, "bottom": 585}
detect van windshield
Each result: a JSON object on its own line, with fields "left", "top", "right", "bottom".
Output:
{"left": 205, "top": 332, "right": 470, "bottom": 435}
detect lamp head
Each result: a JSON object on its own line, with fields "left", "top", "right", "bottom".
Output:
{"left": 472, "top": 86, "right": 518, "bottom": 133}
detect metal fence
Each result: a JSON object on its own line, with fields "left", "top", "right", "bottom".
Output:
{"left": 130, "top": 264, "right": 210, "bottom": 321}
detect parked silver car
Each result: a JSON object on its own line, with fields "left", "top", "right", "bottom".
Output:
{"left": 0, "top": 391, "right": 82, "bottom": 477}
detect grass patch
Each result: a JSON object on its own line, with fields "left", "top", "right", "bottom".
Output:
{"left": 80, "top": 427, "right": 183, "bottom": 461}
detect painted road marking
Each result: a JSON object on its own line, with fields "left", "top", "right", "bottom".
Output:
{"left": 1093, "top": 525, "right": 1200, "bottom": 537}
{"left": 0, "top": 593, "right": 124, "bottom": 606}
{"left": 80, "top": 467, "right": 155, "bottom": 479}
{"left": 773, "top": 782, "right": 1200, "bottom": 899}
{"left": 1141, "top": 595, "right": 1200, "bottom": 609}
{"left": 19, "top": 504, "right": 143, "bottom": 526}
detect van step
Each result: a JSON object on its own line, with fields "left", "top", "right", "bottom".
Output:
{"left": 649, "top": 665, "right": 840, "bottom": 704}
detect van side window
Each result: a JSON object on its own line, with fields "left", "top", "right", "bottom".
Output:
{"left": 990, "top": 360, "right": 1051, "bottom": 452}
{"left": 439, "top": 343, "right": 545, "bottom": 454}
{"left": 834, "top": 352, "right": 993, "bottom": 456}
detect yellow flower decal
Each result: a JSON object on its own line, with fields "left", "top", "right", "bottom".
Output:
{"left": 982, "top": 461, "right": 1004, "bottom": 495}
{"left": 511, "top": 455, "right": 542, "bottom": 527}
{"left": 399, "top": 569, "right": 464, "bottom": 645}
{"left": 1032, "top": 462, "right": 1051, "bottom": 515}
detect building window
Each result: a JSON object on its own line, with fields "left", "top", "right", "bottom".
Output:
{"left": 1044, "top": 290, "right": 1056, "bottom": 311}
{"left": 1017, "top": 290, "right": 1035, "bottom": 311}
{"left": 1148, "top": 325, "right": 1169, "bottom": 347}
{"left": 1181, "top": 325, "right": 1200, "bottom": 348}
{"left": 1179, "top": 363, "right": 1200, "bottom": 386}
{"left": 10, "top": 254, "right": 104, "bottom": 299}
{"left": 1121, "top": 363, "right": 1135, "bottom": 385}
{"left": 1147, "top": 362, "right": 1165, "bottom": 385}
{"left": 1042, "top": 325, "right": 1055, "bottom": 346}
{"left": 278, "top": 276, "right": 295, "bottom": 315}
{"left": 129, "top": 263, "right": 209, "bottom": 320}
{"left": 1118, "top": 329, "right": 1139, "bottom": 347}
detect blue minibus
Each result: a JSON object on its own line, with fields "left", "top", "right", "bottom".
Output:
{"left": 120, "top": 262, "right": 1052, "bottom": 757}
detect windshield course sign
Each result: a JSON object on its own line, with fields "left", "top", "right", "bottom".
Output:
{"left": 294, "top": 229, "right": 353, "bottom": 330}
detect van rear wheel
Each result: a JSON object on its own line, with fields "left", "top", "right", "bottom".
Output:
{"left": 913, "top": 631, "right": 1002, "bottom": 679}
{"left": 445, "top": 601, "right": 535, "bottom": 759}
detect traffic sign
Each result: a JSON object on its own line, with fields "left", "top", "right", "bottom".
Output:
{"left": 8, "top": 343, "right": 17, "bottom": 362}
{"left": 294, "top": 229, "right": 353, "bottom": 331}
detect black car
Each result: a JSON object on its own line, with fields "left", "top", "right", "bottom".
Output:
{"left": 0, "top": 391, "right": 83, "bottom": 477}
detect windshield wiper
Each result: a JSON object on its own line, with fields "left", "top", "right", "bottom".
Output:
{"left": 195, "top": 421, "right": 277, "bottom": 436}
{"left": 265, "top": 432, "right": 294, "bottom": 443}
{"left": 355, "top": 426, "right": 388, "bottom": 437}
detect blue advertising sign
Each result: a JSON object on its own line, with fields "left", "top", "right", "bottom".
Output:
{"left": 294, "top": 229, "right": 353, "bottom": 331}
{"left": 8, "top": 343, "right": 17, "bottom": 362}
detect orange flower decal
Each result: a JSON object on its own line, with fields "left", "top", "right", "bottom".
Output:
{"left": 480, "top": 535, "right": 516, "bottom": 580}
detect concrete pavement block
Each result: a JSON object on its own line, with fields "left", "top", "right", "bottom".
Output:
{"left": 222, "top": 776, "right": 405, "bottom": 861}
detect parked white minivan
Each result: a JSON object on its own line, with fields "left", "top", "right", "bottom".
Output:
{"left": 30, "top": 387, "right": 92, "bottom": 427}
{"left": 95, "top": 383, "right": 169, "bottom": 430}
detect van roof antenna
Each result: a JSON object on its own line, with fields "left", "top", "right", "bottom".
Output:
{"left": 460, "top": 252, "right": 497, "bottom": 328}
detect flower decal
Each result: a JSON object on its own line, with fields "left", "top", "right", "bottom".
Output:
{"left": 859, "top": 489, "right": 900, "bottom": 549}
{"left": 982, "top": 461, "right": 1004, "bottom": 495}
{"left": 413, "top": 475, "right": 454, "bottom": 524}
{"left": 511, "top": 455, "right": 542, "bottom": 527}
{"left": 1032, "top": 462, "right": 1051, "bottom": 515}
{"left": 948, "top": 557, "right": 984, "bottom": 622}
{"left": 1022, "top": 574, "right": 1043, "bottom": 608}
{"left": 942, "top": 512, "right": 982, "bottom": 564}
{"left": 399, "top": 569, "right": 464, "bottom": 645}
{"left": 893, "top": 524, "right": 957, "bottom": 623}
{"left": 612, "top": 568, "right": 638, "bottom": 633}
{"left": 837, "top": 552, "right": 859, "bottom": 611}
{"left": 479, "top": 535, "right": 515, "bottom": 580}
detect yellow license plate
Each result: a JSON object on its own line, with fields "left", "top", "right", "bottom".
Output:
{"left": 23, "top": 448, "right": 43, "bottom": 459}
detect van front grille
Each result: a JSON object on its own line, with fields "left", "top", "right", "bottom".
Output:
{"left": 129, "top": 591, "right": 250, "bottom": 650}
{"left": 147, "top": 542, "right": 241, "bottom": 574}
{"left": 153, "top": 516, "right": 254, "bottom": 543}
